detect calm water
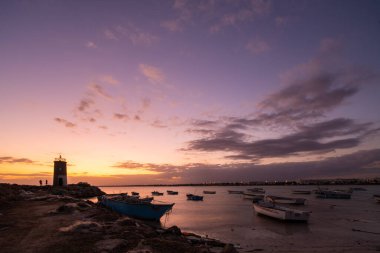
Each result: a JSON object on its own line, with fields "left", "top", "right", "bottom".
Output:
{"left": 99, "top": 185, "right": 380, "bottom": 252}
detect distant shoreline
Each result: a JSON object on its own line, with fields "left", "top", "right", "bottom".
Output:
{"left": 97, "top": 178, "right": 380, "bottom": 187}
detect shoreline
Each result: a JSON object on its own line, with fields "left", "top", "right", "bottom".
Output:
{"left": 0, "top": 183, "right": 236, "bottom": 253}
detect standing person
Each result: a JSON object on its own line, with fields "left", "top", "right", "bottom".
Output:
{"left": 45, "top": 179, "right": 48, "bottom": 186}
{"left": 39, "top": 180, "right": 42, "bottom": 186}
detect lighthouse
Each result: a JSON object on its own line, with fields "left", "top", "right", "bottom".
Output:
{"left": 53, "top": 155, "right": 67, "bottom": 186}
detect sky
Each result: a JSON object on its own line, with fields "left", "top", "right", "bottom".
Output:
{"left": 1, "top": 0, "right": 380, "bottom": 185}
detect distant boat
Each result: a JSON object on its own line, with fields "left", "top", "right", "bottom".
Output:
{"left": 316, "top": 190, "right": 351, "bottom": 199}
{"left": 243, "top": 192, "right": 264, "bottom": 202}
{"left": 187, "top": 194, "right": 203, "bottom": 201}
{"left": 253, "top": 201, "right": 310, "bottom": 222}
{"left": 131, "top": 191, "right": 139, "bottom": 196}
{"left": 228, "top": 190, "right": 244, "bottom": 194}
{"left": 98, "top": 195, "right": 174, "bottom": 220}
{"left": 247, "top": 188, "right": 265, "bottom": 194}
{"left": 292, "top": 190, "right": 311, "bottom": 195}
{"left": 350, "top": 187, "right": 367, "bottom": 191}
{"left": 265, "top": 195, "right": 307, "bottom": 205}
{"left": 167, "top": 190, "right": 178, "bottom": 195}
{"left": 152, "top": 191, "right": 164, "bottom": 196}
{"left": 373, "top": 194, "right": 380, "bottom": 203}
{"left": 203, "top": 190, "right": 216, "bottom": 194}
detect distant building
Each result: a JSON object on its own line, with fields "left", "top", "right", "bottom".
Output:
{"left": 53, "top": 155, "right": 67, "bottom": 186}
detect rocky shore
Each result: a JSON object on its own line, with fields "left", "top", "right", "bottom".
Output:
{"left": 0, "top": 183, "right": 236, "bottom": 253}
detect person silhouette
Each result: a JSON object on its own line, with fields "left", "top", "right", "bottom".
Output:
{"left": 45, "top": 180, "right": 48, "bottom": 185}
{"left": 39, "top": 180, "right": 42, "bottom": 186}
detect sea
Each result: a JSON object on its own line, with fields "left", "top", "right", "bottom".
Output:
{"left": 98, "top": 185, "right": 380, "bottom": 252}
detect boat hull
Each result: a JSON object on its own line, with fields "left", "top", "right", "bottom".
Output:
{"left": 99, "top": 196, "right": 174, "bottom": 220}
{"left": 253, "top": 202, "right": 310, "bottom": 222}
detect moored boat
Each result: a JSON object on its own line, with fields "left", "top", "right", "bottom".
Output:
{"left": 316, "top": 190, "right": 351, "bottom": 199}
{"left": 203, "top": 190, "right": 216, "bottom": 194}
{"left": 152, "top": 191, "right": 164, "bottom": 196}
{"left": 292, "top": 190, "right": 311, "bottom": 195}
{"left": 265, "top": 195, "right": 307, "bottom": 205}
{"left": 253, "top": 201, "right": 310, "bottom": 222}
{"left": 373, "top": 194, "right": 380, "bottom": 203}
{"left": 243, "top": 192, "right": 264, "bottom": 202}
{"left": 98, "top": 195, "right": 174, "bottom": 220}
{"left": 187, "top": 194, "right": 203, "bottom": 201}
{"left": 247, "top": 188, "right": 265, "bottom": 194}
{"left": 228, "top": 190, "right": 244, "bottom": 194}
{"left": 167, "top": 190, "right": 178, "bottom": 195}
{"left": 131, "top": 191, "right": 139, "bottom": 196}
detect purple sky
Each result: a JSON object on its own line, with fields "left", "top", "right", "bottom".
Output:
{"left": 1, "top": 0, "right": 380, "bottom": 185}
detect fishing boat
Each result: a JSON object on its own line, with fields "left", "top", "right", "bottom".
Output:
{"left": 167, "top": 190, "right": 178, "bottom": 195}
{"left": 243, "top": 192, "right": 264, "bottom": 202}
{"left": 373, "top": 194, "right": 380, "bottom": 203}
{"left": 98, "top": 195, "right": 174, "bottom": 220}
{"left": 203, "top": 190, "right": 216, "bottom": 194}
{"left": 247, "top": 188, "right": 265, "bottom": 194}
{"left": 253, "top": 201, "right": 310, "bottom": 222}
{"left": 292, "top": 190, "right": 311, "bottom": 195}
{"left": 265, "top": 195, "right": 307, "bottom": 205}
{"left": 152, "top": 191, "right": 164, "bottom": 196}
{"left": 186, "top": 194, "right": 203, "bottom": 201}
{"left": 228, "top": 190, "right": 244, "bottom": 194}
{"left": 316, "top": 190, "right": 351, "bottom": 199}
{"left": 131, "top": 191, "right": 139, "bottom": 196}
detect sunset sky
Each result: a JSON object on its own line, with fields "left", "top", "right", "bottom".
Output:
{"left": 1, "top": 0, "right": 380, "bottom": 185}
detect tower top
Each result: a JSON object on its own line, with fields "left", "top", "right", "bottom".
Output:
{"left": 54, "top": 155, "right": 66, "bottom": 162}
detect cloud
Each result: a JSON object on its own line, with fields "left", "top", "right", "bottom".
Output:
{"left": 186, "top": 118, "right": 379, "bottom": 160}
{"left": 100, "top": 75, "right": 120, "bottom": 85}
{"left": 77, "top": 98, "right": 94, "bottom": 112}
{"left": 115, "top": 24, "right": 159, "bottom": 46}
{"left": 104, "top": 29, "right": 118, "bottom": 40}
{"left": 88, "top": 83, "right": 113, "bottom": 99}
{"left": 245, "top": 38, "right": 270, "bottom": 54}
{"left": 109, "top": 148, "right": 380, "bottom": 183}
{"left": 54, "top": 117, "right": 76, "bottom": 128}
{"left": 113, "top": 113, "right": 129, "bottom": 121}
{"left": 0, "top": 156, "right": 36, "bottom": 164}
{"left": 85, "top": 41, "right": 97, "bottom": 49}
{"left": 151, "top": 119, "right": 168, "bottom": 128}
{"left": 139, "top": 64, "right": 165, "bottom": 83}
{"left": 160, "top": 20, "right": 183, "bottom": 32}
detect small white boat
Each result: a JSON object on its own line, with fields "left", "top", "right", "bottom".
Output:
{"left": 265, "top": 195, "right": 306, "bottom": 205}
{"left": 253, "top": 201, "right": 310, "bottom": 221}
{"left": 243, "top": 192, "right": 264, "bottom": 202}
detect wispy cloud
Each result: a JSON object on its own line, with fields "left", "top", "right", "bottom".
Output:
{"left": 115, "top": 24, "right": 159, "bottom": 46}
{"left": 139, "top": 64, "right": 166, "bottom": 84}
{"left": 0, "top": 156, "right": 36, "bottom": 164}
{"left": 100, "top": 75, "right": 120, "bottom": 85}
{"left": 113, "top": 113, "right": 129, "bottom": 121}
{"left": 54, "top": 117, "right": 76, "bottom": 128}
{"left": 104, "top": 29, "right": 118, "bottom": 40}
{"left": 245, "top": 38, "right": 270, "bottom": 54}
{"left": 88, "top": 83, "right": 113, "bottom": 99}
{"left": 85, "top": 41, "right": 97, "bottom": 49}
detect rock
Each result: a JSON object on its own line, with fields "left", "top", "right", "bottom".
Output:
{"left": 221, "top": 244, "right": 238, "bottom": 253}
{"left": 94, "top": 238, "right": 127, "bottom": 252}
{"left": 59, "top": 220, "right": 102, "bottom": 233}
{"left": 56, "top": 203, "right": 77, "bottom": 213}
{"left": 165, "top": 225, "right": 182, "bottom": 235}
{"left": 117, "top": 217, "right": 137, "bottom": 227}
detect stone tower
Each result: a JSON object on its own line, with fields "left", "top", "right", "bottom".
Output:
{"left": 53, "top": 155, "right": 67, "bottom": 186}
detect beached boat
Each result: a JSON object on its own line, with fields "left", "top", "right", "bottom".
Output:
{"left": 373, "top": 194, "right": 380, "bottom": 203}
{"left": 316, "top": 190, "right": 351, "bottom": 199}
{"left": 187, "top": 194, "right": 203, "bottom": 201}
{"left": 152, "top": 191, "right": 164, "bottom": 196}
{"left": 203, "top": 190, "right": 216, "bottom": 194}
{"left": 292, "top": 190, "right": 311, "bottom": 195}
{"left": 131, "top": 191, "right": 139, "bottom": 196}
{"left": 265, "top": 195, "right": 307, "bottom": 205}
{"left": 228, "top": 190, "right": 244, "bottom": 194}
{"left": 98, "top": 195, "right": 174, "bottom": 220}
{"left": 247, "top": 188, "right": 265, "bottom": 194}
{"left": 167, "top": 190, "right": 178, "bottom": 195}
{"left": 253, "top": 201, "right": 310, "bottom": 222}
